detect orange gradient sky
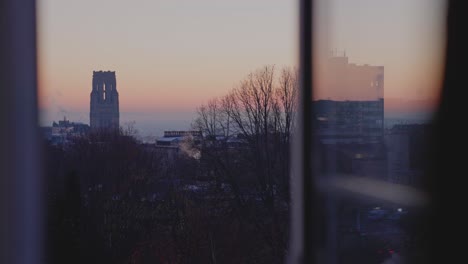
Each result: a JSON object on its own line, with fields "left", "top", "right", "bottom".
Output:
{"left": 38, "top": 0, "right": 446, "bottom": 135}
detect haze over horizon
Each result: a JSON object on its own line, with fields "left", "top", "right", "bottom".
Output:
{"left": 38, "top": 0, "right": 446, "bottom": 139}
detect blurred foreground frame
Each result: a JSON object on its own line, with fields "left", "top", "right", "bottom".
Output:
{"left": 1, "top": 0, "right": 42, "bottom": 264}
{"left": 0, "top": 0, "right": 465, "bottom": 264}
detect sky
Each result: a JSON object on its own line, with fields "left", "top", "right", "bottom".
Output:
{"left": 38, "top": 0, "right": 446, "bottom": 138}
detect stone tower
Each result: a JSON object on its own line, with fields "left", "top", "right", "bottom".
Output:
{"left": 90, "top": 71, "right": 119, "bottom": 130}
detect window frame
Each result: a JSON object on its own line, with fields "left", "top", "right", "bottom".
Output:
{"left": 1, "top": 1, "right": 463, "bottom": 264}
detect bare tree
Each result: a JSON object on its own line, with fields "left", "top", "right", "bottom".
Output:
{"left": 194, "top": 65, "right": 298, "bottom": 197}
{"left": 194, "top": 98, "right": 222, "bottom": 138}
{"left": 277, "top": 67, "right": 298, "bottom": 143}
{"left": 193, "top": 65, "right": 298, "bottom": 257}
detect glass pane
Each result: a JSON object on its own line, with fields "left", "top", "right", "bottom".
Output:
{"left": 313, "top": 0, "right": 445, "bottom": 263}
{"left": 37, "top": 1, "right": 298, "bottom": 263}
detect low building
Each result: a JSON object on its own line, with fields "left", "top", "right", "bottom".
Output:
{"left": 42, "top": 117, "right": 90, "bottom": 145}
{"left": 154, "top": 130, "right": 203, "bottom": 160}
{"left": 385, "top": 124, "right": 432, "bottom": 187}
{"left": 202, "top": 134, "right": 248, "bottom": 149}
{"left": 156, "top": 130, "right": 202, "bottom": 146}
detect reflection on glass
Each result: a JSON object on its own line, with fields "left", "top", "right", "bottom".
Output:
{"left": 313, "top": 0, "right": 445, "bottom": 263}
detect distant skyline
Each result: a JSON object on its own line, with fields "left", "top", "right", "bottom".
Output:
{"left": 38, "top": 0, "right": 446, "bottom": 138}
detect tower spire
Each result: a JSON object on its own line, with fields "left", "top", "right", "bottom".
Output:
{"left": 90, "top": 71, "right": 119, "bottom": 130}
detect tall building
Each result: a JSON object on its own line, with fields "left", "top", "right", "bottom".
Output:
{"left": 317, "top": 55, "right": 384, "bottom": 101}
{"left": 90, "top": 71, "right": 119, "bottom": 130}
{"left": 314, "top": 55, "right": 386, "bottom": 178}
{"left": 315, "top": 99, "right": 384, "bottom": 143}
{"left": 315, "top": 55, "right": 385, "bottom": 143}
